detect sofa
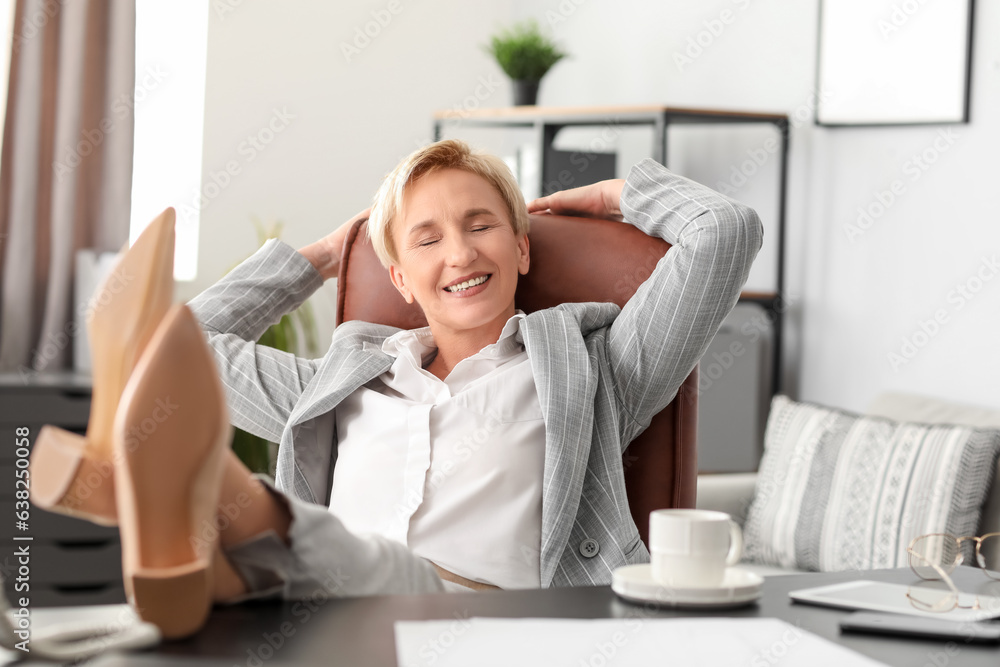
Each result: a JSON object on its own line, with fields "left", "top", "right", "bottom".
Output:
{"left": 696, "top": 391, "right": 1000, "bottom": 576}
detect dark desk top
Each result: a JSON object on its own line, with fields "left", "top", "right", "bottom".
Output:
{"left": 68, "top": 567, "right": 1000, "bottom": 666}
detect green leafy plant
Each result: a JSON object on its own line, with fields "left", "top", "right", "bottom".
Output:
{"left": 228, "top": 218, "right": 320, "bottom": 475}
{"left": 484, "top": 20, "right": 567, "bottom": 82}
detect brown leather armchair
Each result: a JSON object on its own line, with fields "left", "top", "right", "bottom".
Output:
{"left": 336, "top": 213, "right": 698, "bottom": 546}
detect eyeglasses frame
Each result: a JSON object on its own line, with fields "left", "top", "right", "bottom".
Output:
{"left": 905, "top": 532, "right": 1000, "bottom": 613}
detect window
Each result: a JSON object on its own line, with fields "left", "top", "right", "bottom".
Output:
{"left": 0, "top": 0, "right": 15, "bottom": 147}
{"left": 129, "top": 1, "right": 209, "bottom": 280}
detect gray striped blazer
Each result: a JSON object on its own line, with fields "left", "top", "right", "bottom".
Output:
{"left": 188, "top": 158, "right": 763, "bottom": 588}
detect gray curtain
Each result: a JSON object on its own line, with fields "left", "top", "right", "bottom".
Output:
{"left": 0, "top": 0, "right": 136, "bottom": 375}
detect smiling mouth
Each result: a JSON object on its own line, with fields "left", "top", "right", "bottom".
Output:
{"left": 444, "top": 274, "right": 491, "bottom": 293}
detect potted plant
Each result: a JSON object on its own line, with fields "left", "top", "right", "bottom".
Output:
{"left": 484, "top": 20, "right": 567, "bottom": 106}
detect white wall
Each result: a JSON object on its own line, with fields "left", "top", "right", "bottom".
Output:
{"left": 185, "top": 0, "right": 1000, "bottom": 413}
{"left": 508, "top": 0, "right": 1000, "bottom": 412}
{"left": 795, "top": 7, "right": 1000, "bottom": 413}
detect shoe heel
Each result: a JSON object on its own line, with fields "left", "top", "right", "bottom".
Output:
{"left": 29, "top": 426, "right": 117, "bottom": 526}
{"left": 131, "top": 563, "right": 212, "bottom": 640}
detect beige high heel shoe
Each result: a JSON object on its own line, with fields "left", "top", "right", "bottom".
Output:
{"left": 30, "top": 208, "right": 175, "bottom": 525}
{"left": 113, "top": 304, "right": 231, "bottom": 640}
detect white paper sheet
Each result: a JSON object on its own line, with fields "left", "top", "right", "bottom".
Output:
{"left": 394, "top": 617, "right": 887, "bottom": 667}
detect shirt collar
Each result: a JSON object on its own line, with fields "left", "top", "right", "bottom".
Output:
{"left": 381, "top": 310, "right": 527, "bottom": 365}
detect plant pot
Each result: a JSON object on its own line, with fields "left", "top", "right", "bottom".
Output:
{"left": 512, "top": 79, "right": 540, "bottom": 106}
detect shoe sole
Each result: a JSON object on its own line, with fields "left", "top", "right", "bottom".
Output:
{"left": 114, "top": 304, "right": 230, "bottom": 640}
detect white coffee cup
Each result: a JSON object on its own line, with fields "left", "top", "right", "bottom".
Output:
{"left": 648, "top": 509, "right": 743, "bottom": 588}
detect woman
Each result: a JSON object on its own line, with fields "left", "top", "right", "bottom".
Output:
{"left": 192, "top": 137, "right": 762, "bottom": 591}
{"left": 32, "top": 139, "right": 762, "bottom": 638}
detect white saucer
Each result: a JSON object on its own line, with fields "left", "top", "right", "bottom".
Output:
{"left": 612, "top": 564, "right": 764, "bottom": 609}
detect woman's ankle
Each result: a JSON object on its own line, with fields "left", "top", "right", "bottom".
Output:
{"left": 217, "top": 453, "right": 293, "bottom": 548}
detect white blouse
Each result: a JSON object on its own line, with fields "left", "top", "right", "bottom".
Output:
{"left": 328, "top": 312, "right": 545, "bottom": 589}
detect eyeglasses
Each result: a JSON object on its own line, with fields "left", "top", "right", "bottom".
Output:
{"left": 906, "top": 533, "right": 1000, "bottom": 613}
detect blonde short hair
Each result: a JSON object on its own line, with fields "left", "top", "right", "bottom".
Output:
{"left": 367, "top": 139, "right": 529, "bottom": 267}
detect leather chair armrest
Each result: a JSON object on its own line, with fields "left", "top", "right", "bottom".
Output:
{"left": 696, "top": 473, "right": 758, "bottom": 527}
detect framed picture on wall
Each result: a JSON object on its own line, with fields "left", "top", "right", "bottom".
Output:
{"left": 816, "top": 0, "right": 975, "bottom": 126}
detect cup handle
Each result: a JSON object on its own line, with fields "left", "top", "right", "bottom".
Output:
{"left": 726, "top": 519, "right": 743, "bottom": 567}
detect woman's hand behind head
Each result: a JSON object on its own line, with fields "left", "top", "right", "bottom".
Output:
{"left": 526, "top": 179, "right": 625, "bottom": 222}
{"left": 298, "top": 207, "right": 371, "bottom": 281}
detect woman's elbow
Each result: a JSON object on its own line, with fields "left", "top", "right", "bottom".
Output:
{"left": 704, "top": 202, "right": 764, "bottom": 257}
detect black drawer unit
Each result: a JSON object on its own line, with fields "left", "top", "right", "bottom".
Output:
{"left": 0, "top": 372, "right": 125, "bottom": 607}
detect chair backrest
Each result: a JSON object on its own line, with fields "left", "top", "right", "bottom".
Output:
{"left": 336, "top": 213, "right": 698, "bottom": 546}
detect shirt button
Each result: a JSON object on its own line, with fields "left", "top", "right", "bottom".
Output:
{"left": 579, "top": 539, "right": 600, "bottom": 558}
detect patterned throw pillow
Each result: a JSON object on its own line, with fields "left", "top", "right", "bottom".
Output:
{"left": 743, "top": 395, "right": 1000, "bottom": 572}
